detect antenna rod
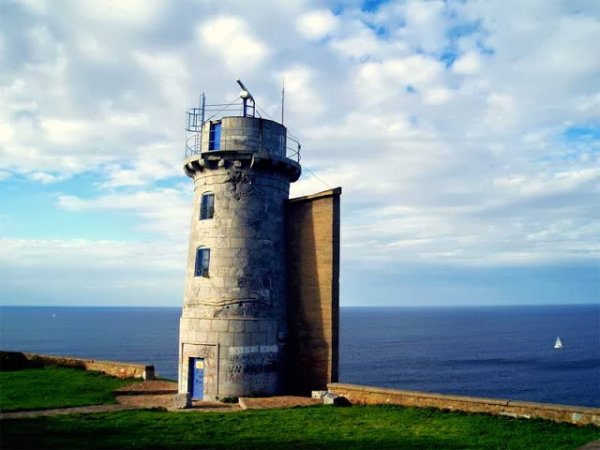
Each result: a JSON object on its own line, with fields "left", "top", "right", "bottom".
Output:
{"left": 200, "top": 92, "right": 205, "bottom": 124}
{"left": 281, "top": 77, "right": 285, "bottom": 125}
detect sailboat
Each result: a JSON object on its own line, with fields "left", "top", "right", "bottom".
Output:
{"left": 554, "top": 337, "right": 563, "bottom": 349}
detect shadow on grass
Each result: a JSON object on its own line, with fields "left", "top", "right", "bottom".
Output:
{"left": 1, "top": 406, "right": 598, "bottom": 450}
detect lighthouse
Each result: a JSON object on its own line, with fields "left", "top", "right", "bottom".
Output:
{"left": 178, "top": 82, "right": 339, "bottom": 402}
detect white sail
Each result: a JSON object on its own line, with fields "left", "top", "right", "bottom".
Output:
{"left": 554, "top": 337, "right": 563, "bottom": 349}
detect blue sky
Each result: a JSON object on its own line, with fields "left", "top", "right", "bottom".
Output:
{"left": 0, "top": 0, "right": 598, "bottom": 307}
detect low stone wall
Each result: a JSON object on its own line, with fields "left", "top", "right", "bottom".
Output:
{"left": 1, "top": 351, "right": 154, "bottom": 380}
{"left": 328, "top": 383, "right": 600, "bottom": 427}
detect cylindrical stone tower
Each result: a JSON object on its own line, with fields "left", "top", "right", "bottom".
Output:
{"left": 178, "top": 99, "right": 301, "bottom": 401}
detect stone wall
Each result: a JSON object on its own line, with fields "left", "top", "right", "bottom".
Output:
{"left": 1, "top": 351, "right": 154, "bottom": 380}
{"left": 328, "top": 383, "right": 600, "bottom": 427}
{"left": 286, "top": 188, "right": 341, "bottom": 395}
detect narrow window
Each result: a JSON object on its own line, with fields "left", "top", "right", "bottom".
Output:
{"left": 200, "top": 192, "right": 215, "bottom": 220}
{"left": 208, "top": 122, "right": 221, "bottom": 150}
{"left": 195, "top": 247, "right": 210, "bottom": 277}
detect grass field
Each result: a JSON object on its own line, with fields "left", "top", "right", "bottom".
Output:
{"left": 0, "top": 365, "right": 136, "bottom": 411}
{"left": 1, "top": 366, "right": 598, "bottom": 449}
{"left": 2, "top": 406, "right": 599, "bottom": 449}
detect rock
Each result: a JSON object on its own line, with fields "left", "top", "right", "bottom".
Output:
{"left": 323, "top": 392, "right": 350, "bottom": 406}
{"left": 311, "top": 390, "right": 328, "bottom": 399}
{"left": 173, "top": 393, "right": 191, "bottom": 409}
{"left": 323, "top": 393, "right": 339, "bottom": 405}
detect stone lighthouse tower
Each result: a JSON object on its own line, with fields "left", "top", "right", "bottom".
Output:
{"left": 178, "top": 82, "right": 301, "bottom": 401}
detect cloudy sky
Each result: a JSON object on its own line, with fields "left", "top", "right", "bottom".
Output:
{"left": 1, "top": 0, "right": 598, "bottom": 307}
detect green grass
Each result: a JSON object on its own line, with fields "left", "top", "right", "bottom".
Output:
{"left": 0, "top": 366, "right": 136, "bottom": 412}
{"left": 1, "top": 367, "right": 598, "bottom": 449}
{"left": 1, "top": 406, "right": 598, "bottom": 449}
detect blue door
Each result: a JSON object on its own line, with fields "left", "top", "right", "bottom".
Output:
{"left": 208, "top": 122, "right": 221, "bottom": 150}
{"left": 189, "top": 358, "right": 204, "bottom": 400}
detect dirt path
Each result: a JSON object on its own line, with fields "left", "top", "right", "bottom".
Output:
{"left": 1, "top": 381, "right": 329, "bottom": 419}
{"left": 0, "top": 380, "right": 239, "bottom": 419}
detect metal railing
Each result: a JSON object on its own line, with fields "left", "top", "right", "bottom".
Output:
{"left": 184, "top": 95, "right": 301, "bottom": 162}
{"left": 286, "top": 134, "right": 301, "bottom": 162}
{"left": 185, "top": 126, "right": 301, "bottom": 162}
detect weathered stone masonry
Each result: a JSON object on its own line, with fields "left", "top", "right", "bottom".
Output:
{"left": 328, "top": 383, "right": 600, "bottom": 427}
{"left": 178, "top": 117, "right": 301, "bottom": 400}
{"left": 0, "top": 351, "right": 154, "bottom": 380}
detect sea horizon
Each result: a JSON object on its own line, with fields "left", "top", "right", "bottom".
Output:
{"left": 1, "top": 304, "right": 598, "bottom": 408}
{"left": 2, "top": 302, "right": 597, "bottom": 309}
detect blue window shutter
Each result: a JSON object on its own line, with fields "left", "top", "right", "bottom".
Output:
{"left": 209, "top": 122, "right": 221, "bottom": 150}
{"left": 200, "top": 195, "right": 208, "bottom": 219}
{"left": 202, "top": 249, "right": 210, "bottom": 275}
{"left": 213, "top": 123, "right": 221, "bottom": 150}
{"left": 195, "top": 248, "right": 201, "bottom": 276}
{"left": 207, "top": 193, "right": 214, "bottom": 218}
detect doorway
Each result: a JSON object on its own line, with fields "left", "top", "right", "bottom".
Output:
{"left": 208, "top": 122, "right": 221, "bottom": 150}
{"left": 189, "top": 357, "right": 204, "bottom": 400}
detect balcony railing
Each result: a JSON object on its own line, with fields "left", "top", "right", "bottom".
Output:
{"left": 185, "top": 125, "right": 301, "bottom": 162}
{"left": 184, "top": 94, "right": 301, "bottom": 163}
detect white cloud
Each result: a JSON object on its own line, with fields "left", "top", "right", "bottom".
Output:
{"left": 197, "top": 16, "right": 270, "bottom": 71}
{"left": 279, "top": 65, "right": 325, "bottom": 117}
{"left": 76, "top": 34, "right": 115, "bottom": 63}
{"left": 40, "top": 119, "right": 91, "bottom": 144}
{"left": 98, "top": 146, "right": 181, "bottom": 188}
{"left": 134, "top": 50, "right": 191, "bottom": 107}
{"left": 15, "top": 0, "right": 48, "bottom": 15}
{"left": 493, "top": 168, "right": 600, "bottom": 197}
{"left": 398, "top": 0, "right": 448, "bottom": 53}
{"left": 0, "top": 238, "right": 185, "bottom": 305}
{"left": 1, "top": 0, "right": 599, "bottom": 305}
{"left": 57, "top": 187, "right": 190, "bottom": 240}
{"left": 297, "top": 9, "right": 339, "bottom": 40}
{"left": 106, "top": 111, "right": 148, "bottom": 127}
{"left": 484, "top": 93, "right": 518, "bottom": 131}
{"left": 422, "top": 87, "right": 455, "bottom": 105}
{"left": 75, "top": 0, "right": 167, "bottom": 28}
{"left": 0, "top": 122, "right": 15, "bottom": 142}
{"left": 453, "top": 52, "right": 481, "bottom": 75}
{"left": 383, "top": 55, "right": 443, "bottom": 87}
{"left": 28, "top": 171, "right": 67, "bottom": 184}
{"left": 330, "top": 27, "right": 380, "bottom": 60}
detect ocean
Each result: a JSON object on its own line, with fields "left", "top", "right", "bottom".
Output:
{"left": 0, "top": 304, "right": 598, "bottom": 407}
